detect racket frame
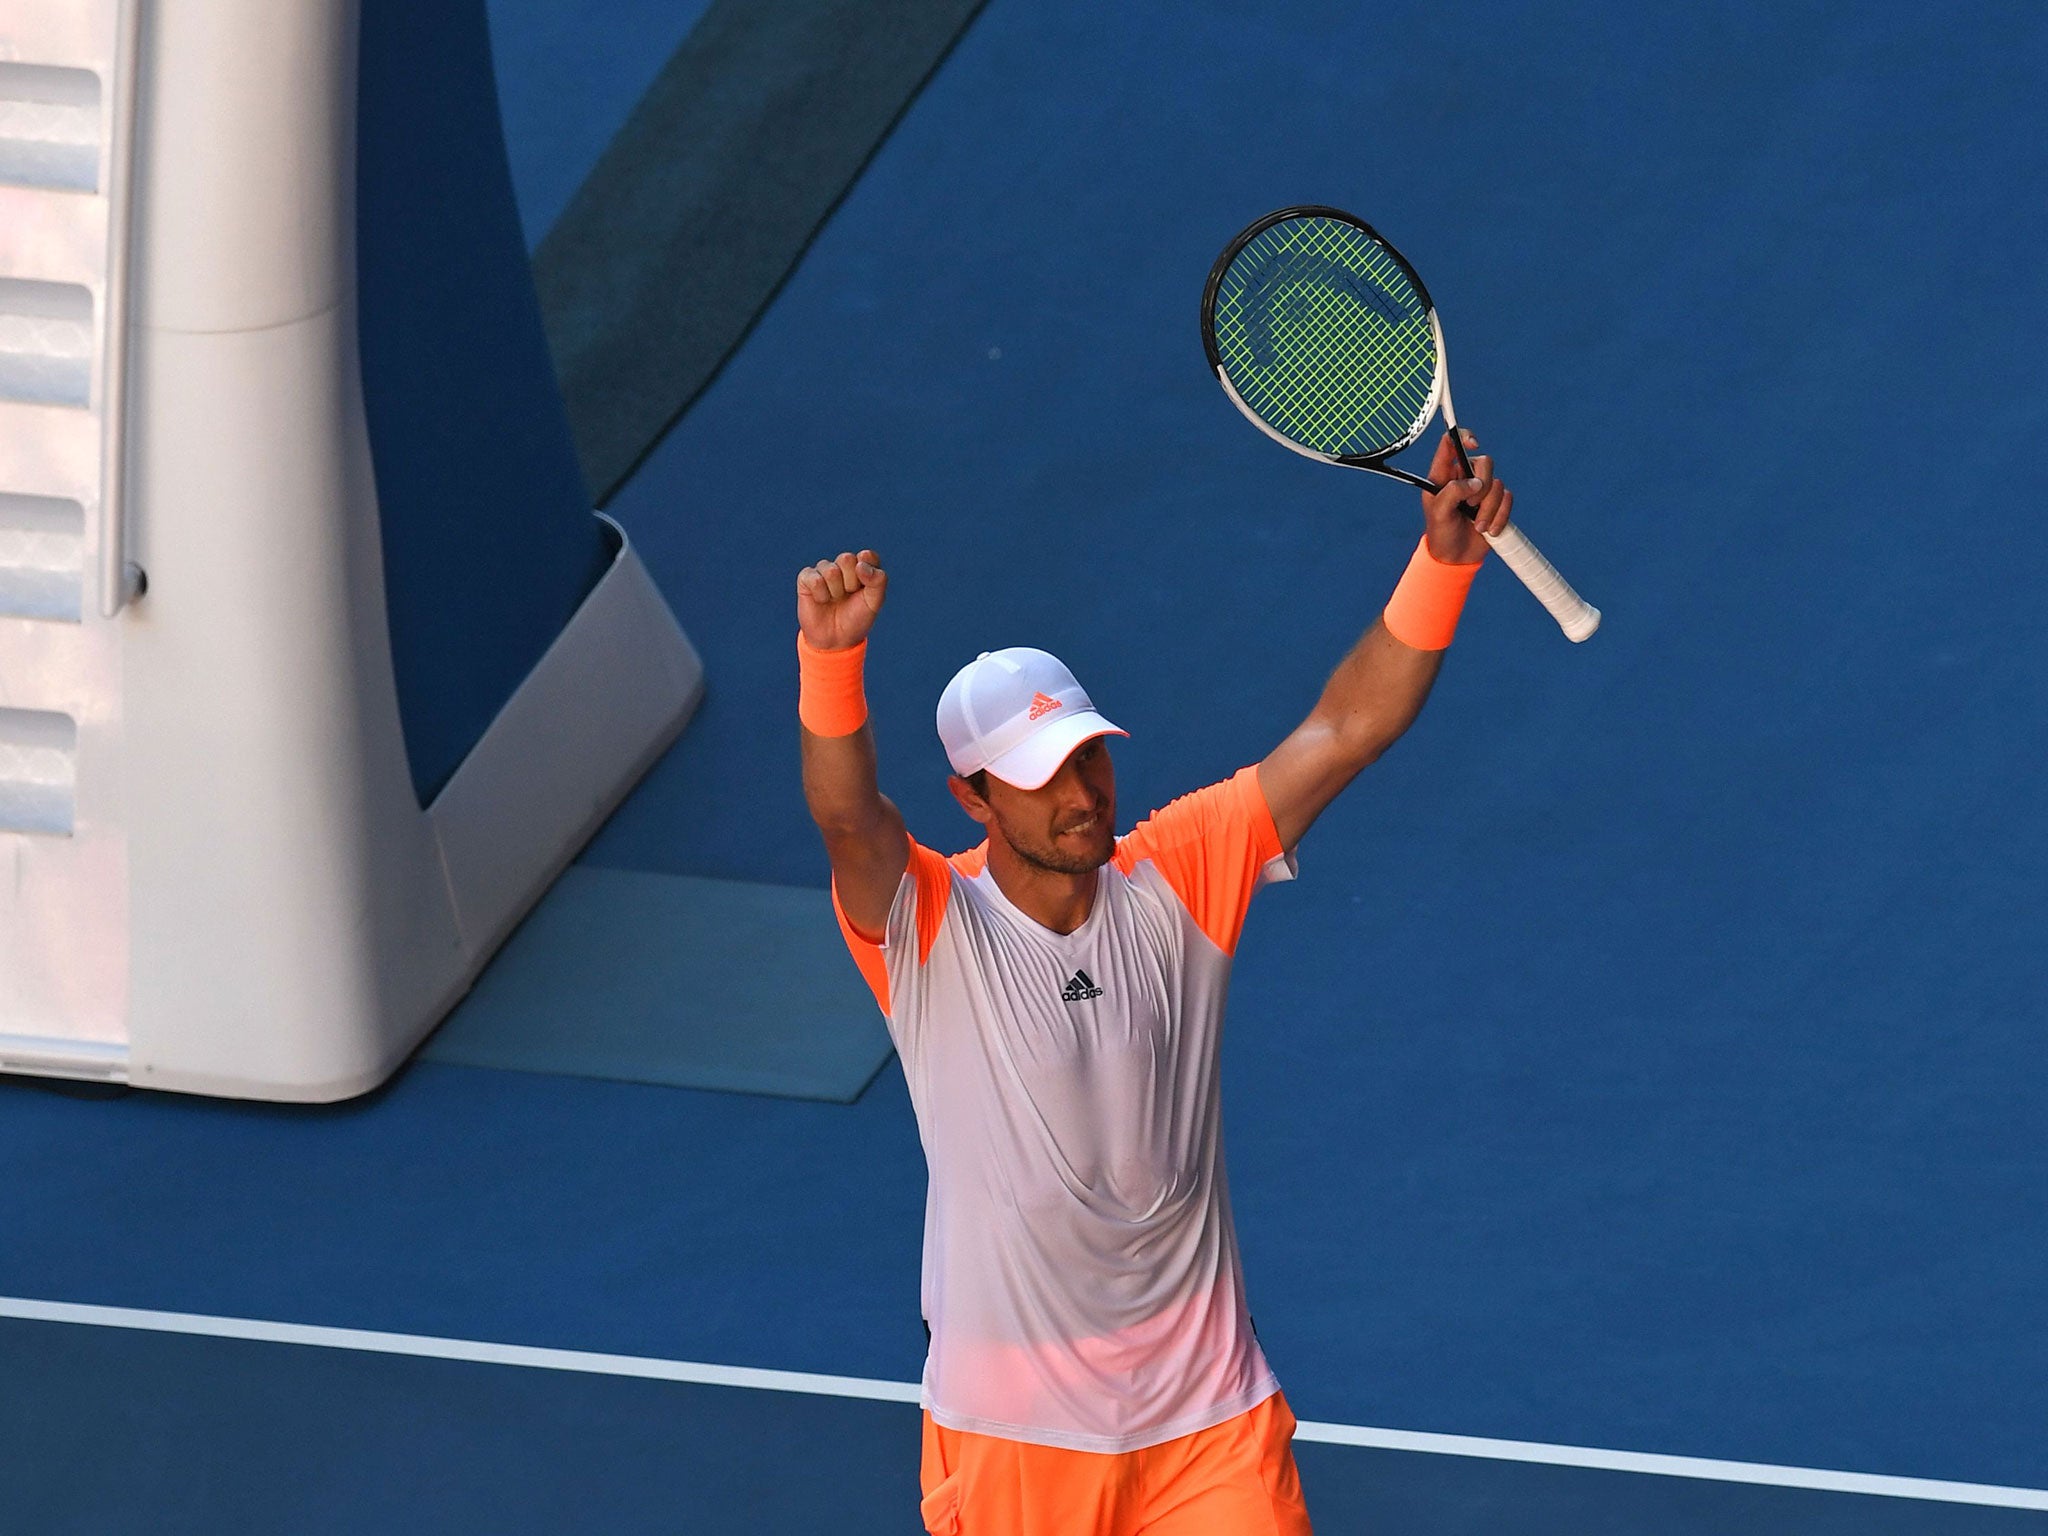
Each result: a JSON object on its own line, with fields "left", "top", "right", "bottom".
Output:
{"left": 1202, "top": 205, "right": 1445, "bottom": 484}
{"left": 1201, "top": 205, "right": 1600, "bottom": 642}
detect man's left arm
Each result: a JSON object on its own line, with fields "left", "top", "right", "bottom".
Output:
{"left": 1257, "top": 429, "right": 1511, "bottom": 854}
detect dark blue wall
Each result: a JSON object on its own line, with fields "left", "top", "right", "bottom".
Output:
{"left": 356, "top": 0, "right": 614, "bottom": 803}
{"left": 486, "top": 0, "right": 715, "bottom": 248}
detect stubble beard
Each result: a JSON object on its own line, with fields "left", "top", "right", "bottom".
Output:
{"left": 995, "top": 809, "right": 1114, "bottom": 876}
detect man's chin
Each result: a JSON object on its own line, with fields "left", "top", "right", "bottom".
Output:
{"left": 1055, "top": 832, "right": 1115, "bottom": 872}
{"left": 1018, "top": 835, "right": 1112, "bottom": 876}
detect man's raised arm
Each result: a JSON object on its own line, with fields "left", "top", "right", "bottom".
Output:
{"left": 798, "top": 549, "right": 908, "bottom": 938}
{"left": 1257, "top": 431, "right": 1512, "bottom": 854}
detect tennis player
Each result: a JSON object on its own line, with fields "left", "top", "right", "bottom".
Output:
{"left": 797, "top": 430, "right": 1510, "bottom": 1535}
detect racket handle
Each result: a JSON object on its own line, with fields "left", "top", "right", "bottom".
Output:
{"left": 1483, "top": 523, "right": 1601, "bottom": 641}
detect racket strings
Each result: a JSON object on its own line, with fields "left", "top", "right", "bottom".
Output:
{"left": 1210, "top": 217, "right": 1437, "bottom": 458}
{"left": 1228, "top": 221, "right": 1432, "bottom": 444}
{"left": 1223, "top": 231, "right": 1428, "bottom": 449}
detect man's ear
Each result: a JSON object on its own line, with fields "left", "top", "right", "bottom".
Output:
{"left": 946, "top": 775, "right": 995, "bottom": 826}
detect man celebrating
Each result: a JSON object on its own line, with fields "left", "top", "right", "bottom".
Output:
{"left": 797, "top": 431, "right": 1511, "bottom": 1535}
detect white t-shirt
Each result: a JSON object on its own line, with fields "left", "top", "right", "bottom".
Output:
{"left": 835, "top": 766, "right": 1296, "bottom": 1453}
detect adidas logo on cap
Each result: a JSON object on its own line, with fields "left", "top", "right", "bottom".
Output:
{"left": 936, "top": 648, "right": 1128, "bottom": 792}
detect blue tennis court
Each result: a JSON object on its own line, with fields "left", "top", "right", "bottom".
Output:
{"left": 4, "top": 0, "right": 2046, "bottom": 1530}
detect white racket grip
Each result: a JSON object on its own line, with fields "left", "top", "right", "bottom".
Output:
{"left": 1483, "top": 523, "right": 1601, "bottom": 641}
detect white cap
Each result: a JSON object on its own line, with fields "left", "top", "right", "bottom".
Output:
{"left": 937, "top": 648, "right": 1127, "bottom": 790}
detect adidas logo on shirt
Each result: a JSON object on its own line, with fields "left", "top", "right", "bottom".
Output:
{"left": 1060, "top": 969, "right": 1104, "bottom": 1002}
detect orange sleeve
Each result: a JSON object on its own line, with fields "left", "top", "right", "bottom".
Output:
{"left": 1112, "top": 766, "right": 1287, "bottom": 955}
{"left": 831, "top": 838, "right": 959, "bottom": 1014}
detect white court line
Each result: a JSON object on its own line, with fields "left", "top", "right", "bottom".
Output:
{"left": 4, "top": 1295, "right": 2044, "bottom": 1513}
{"left": 1286, "top": 1421, "right": 2048, "bottom": 1511}
{"left": 0, "top": 1295, "right": 920, "bottom": 1404}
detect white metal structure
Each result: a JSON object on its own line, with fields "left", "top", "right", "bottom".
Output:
{"left": 0, "top": 0, "right": 703, "bottom": 1099}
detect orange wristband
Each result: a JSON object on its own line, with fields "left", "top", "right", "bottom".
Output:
{"left": 1381, "top": 535, "right": 1483, "bottom": 650}
{"left": 797, "top": 633, "right": 869, "bottom": 736}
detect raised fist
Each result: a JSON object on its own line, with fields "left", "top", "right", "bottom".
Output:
{"left": 797, "top": 549, "right": 887, "bottom": 651}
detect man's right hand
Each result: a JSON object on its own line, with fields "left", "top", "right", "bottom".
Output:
{"left": 798, "top": 549, "right": 887, "bottom": 651}
{"left": 796, "top": 547, "right": 905, "bottom": 943}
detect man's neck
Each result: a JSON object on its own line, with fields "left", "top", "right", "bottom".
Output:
{"left": 984, "top": 835, "right": 1099, "bottom": 935}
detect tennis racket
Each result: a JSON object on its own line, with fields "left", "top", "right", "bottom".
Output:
{"left": 1201, "top": 206, "right": 1600, "bottom": 641}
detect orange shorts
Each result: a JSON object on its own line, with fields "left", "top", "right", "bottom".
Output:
{"left": 918, "top": 1391, "right": 1314, "bottom": 1535}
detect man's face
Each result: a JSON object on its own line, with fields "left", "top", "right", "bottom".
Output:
{"left": 964, "top": 737, "right": 1117, "bottom": 874}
